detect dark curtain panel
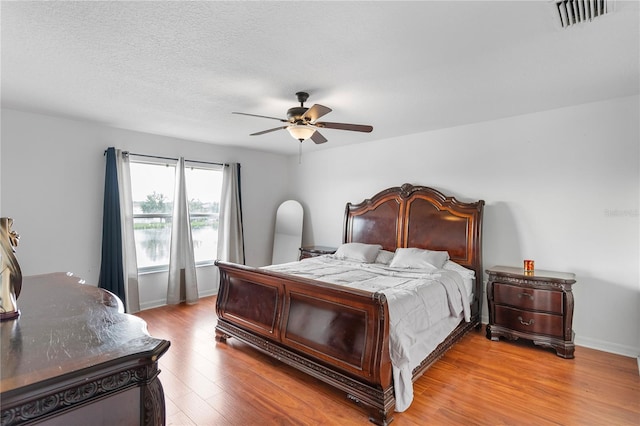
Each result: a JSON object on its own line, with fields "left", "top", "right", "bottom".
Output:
{"left": 237, "top": 164, "right": 246, "bottom": 264}
{"left": 98, "top": 147, "right": 126, "bottom": 305}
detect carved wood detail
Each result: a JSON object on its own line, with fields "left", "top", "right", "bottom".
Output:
{"left": 1, "top": 365, "right": 164, "bottom": 426}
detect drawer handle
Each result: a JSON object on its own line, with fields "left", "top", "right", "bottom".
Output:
{"left": 517, "top": 316, "right": 535, "bottom": 326}
{"left": 517, "top": 292, "right": 534, "bottom": 300}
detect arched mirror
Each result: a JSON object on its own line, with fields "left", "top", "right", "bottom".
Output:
{"left": 271, "top": 200, "right": 303, "bottom": 265}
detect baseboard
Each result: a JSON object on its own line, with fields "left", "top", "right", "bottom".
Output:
{"left": 139, "top": 290, "right": 218, "bottom": 311}
{"left": 198, "top": 289, "right": 218, "bottom": 298}
{"left": 574, "top": 335, "right": 640, "bottom": 358}
{"left": 479, "top": 315, "right": 640, "bottom": 359}
{"left": 139, "top": 298, "right": 167, "bottom": 311}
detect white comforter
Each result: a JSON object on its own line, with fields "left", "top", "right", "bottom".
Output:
{"left": 264, "top": 256, "right": 471, "bottom": 411}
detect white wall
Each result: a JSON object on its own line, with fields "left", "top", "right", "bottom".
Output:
{"left": 287, "top": 95, "right": 640, "bottom": 357}
{"left": 0, "top": 109, "right": 290, "bottom": 309}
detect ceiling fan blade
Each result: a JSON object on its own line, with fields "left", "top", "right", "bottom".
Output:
{"left": 310, "top": 131, "right": 328, "bottom": 144}
{"left": 233, "top": 112, "right": 288, "bottom": 122}
{"left": 250, "top": 126, "right": 288, "bottom": 136}
{"left": 301, "top": 104, "right": 332, "bottom": 123}
{"left": 315, "top": 121, "right": 373, "bottom": 133}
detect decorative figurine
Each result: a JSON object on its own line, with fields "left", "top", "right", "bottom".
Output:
{"left": 1, "top": 217, "right": 22, "bottom": 321}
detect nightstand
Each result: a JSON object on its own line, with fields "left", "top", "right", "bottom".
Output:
{"left": 299, "top": 245, "right": 337, "bottom": 260}
{"left": 486, "top": 265, "right": 577, "bottom": 358}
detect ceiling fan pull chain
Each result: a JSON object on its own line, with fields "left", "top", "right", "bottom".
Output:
{"left": 299, "top": 141, "right": 302, "bottom": 164}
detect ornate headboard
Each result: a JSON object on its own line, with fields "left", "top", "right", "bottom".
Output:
{"left": 343, "top": 184, "right": 485, "bottom": 314}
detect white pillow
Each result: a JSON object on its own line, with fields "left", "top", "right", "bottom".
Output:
{"left": 442, "top": 260, "right": 475, "bottom": 278}
{"left": 375, "top": 250, "right": 395, "bottom": 265}
{"left": 389, "top": 248, "right": 450, "bottom": 269}
{"left": 334, "top": 243, "right": 382, "bottom": 263}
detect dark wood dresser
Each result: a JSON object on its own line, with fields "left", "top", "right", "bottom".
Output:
{"left": 0, "top": 273, "right": 170, "bottom": 425}
{"left": 486, "top": 265, "right": 576, "bottom": 358}
{"left": 298, "top": 245, "right": 337, "bottom": 260}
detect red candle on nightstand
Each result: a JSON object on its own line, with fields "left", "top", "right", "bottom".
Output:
{"left": 524, "top": 259, "right": 535, "bottom": 272}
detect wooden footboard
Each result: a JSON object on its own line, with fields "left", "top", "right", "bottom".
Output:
{"left": 215, "top": 261, "right": 396, "bottom": 425}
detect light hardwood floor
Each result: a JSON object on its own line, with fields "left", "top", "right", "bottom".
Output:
{"left": 136, "top": 296, "right": 640, "bottom": 425}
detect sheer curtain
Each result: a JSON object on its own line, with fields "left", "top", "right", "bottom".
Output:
{"left": 217, "top": 163, "right": 245, "bottom": 264}
{"left": 99, "top": 147, "right": 140, "bottom": 313}
{"left": 116, "top": 151, "right": 140, "bottom": 313}
{"left": 167, "top": 157, "right": 199, "bottom": 304}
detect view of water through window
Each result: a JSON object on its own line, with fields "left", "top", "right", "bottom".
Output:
{"left": 130, "top": 161, "right": 223, "bottom": 269}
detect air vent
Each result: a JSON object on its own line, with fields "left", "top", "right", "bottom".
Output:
{"left": 555, "top": 0, "right": 614, "bottom": 28}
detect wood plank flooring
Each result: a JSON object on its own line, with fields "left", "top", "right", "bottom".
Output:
{"left": 136, "top": 296, "right": 640, "bottom": 425}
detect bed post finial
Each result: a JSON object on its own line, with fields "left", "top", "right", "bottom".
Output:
{"left": 399, "top": 183, "right": 414, "bottom": 198}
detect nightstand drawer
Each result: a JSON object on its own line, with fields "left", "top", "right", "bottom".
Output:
{"left": 494, "top": 305, "right": 564, "bottom": 338}
{"left": 493, "top": 283, "right": 563, "bottom": 314}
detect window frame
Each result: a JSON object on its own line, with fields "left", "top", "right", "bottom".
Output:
{"left": 129, "top": 157, "right": 223, "bottom": 274}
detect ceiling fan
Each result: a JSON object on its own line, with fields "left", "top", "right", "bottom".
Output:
{"left": 232, "top": 92, "right": 373, "bottom": 144}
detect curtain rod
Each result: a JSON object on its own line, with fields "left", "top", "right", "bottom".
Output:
{"left": 104, "top": 149, "right": 233, "bottom": 167}
{"left": 126, "top": 152, "right": 229, "bottom": 167}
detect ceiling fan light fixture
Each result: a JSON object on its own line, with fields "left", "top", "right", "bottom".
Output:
{"left": 234, "top": 91, "right": 373, "bottom": 144}
{"left": 287, "top": 124, "right": 315, "bottom": 141}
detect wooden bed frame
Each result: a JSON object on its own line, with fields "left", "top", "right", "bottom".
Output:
{"left": 215, "top": 184, "right": 484, "bottom": 425}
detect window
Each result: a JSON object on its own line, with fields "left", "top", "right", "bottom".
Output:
{"left": 129, "top": 159, "right": 223, "bottom": 272}
{"left": 184, "top": 166, "right": 223, "bottom": 264}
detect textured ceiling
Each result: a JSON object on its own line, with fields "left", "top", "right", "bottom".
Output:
{"left": 2, "top": 1, "right": 638, "bottom": 155}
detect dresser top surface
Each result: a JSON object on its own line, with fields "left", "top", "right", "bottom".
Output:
{"left": 1, "top": 272, "right": 169, "bottom": 395}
